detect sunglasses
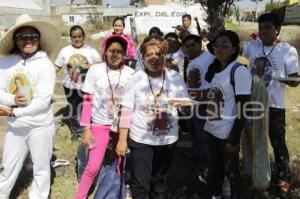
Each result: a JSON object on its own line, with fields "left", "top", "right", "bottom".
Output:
{"left": 15, "top": 33, "right": 40, "bottom": 41}
{"left": 213, "top": 43, "right": 231, "bottom": 49}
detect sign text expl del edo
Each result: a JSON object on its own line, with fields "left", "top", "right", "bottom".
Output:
{"left": 134, "top": 11, "right": 187, "bottom": 17}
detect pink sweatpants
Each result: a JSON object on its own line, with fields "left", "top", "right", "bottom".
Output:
{"left": 74, "top": 124, "right": 119, "bottom": 199}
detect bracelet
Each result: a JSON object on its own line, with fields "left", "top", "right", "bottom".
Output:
{"left": 9, "top": 108, "right": 16, "bottom": 118}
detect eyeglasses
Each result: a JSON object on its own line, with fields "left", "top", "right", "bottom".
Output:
{"left": 213, "top": 43, "right": 231, "bottom": 49}
{"left": 15, "top": 33, "right": 40, "bottom": 41}
{"left": 107, "top": 49, "right": 124, "bottom": 55}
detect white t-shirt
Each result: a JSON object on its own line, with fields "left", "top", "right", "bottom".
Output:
{"left": 204, "top": 61, "right": 252, "bottom": 139}
{"left": 187, "top": 26, "right": 198, "bottom": 35}
{"left": 55, "top": 44, "right": 101, "bottom": 90}
{"left": 121, "top": 69, "right": 189, "bottom": 146}
{"left": 243, "top": 40, "right": 299, "bottom": 109}
{"left": 0, "top": 51, "right": 55, "bottom": 127}
{"left": 82, "top": 63, "right": 134, "bottom": 125}
{"left": 166, "top": 48, "right": 185, "bottom": 77}
{"left": 186, "top": 51, "right": 215, "bottom": 90}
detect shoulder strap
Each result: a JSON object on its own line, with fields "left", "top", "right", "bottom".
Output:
{"left": 230, "top": 62, "right": 244, "bottom": 93}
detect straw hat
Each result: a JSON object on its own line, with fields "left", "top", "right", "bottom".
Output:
{"left": 0, "top": 14, "right": 60, "bottom": 56}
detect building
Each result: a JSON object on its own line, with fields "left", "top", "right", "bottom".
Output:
{"left": 285, "top": 0, "right": 299, "bottom": 5}
{"left": 285, "top": 1, "right": 300, "bottom": 24}
{"left": 52, "top": 4, "right": 136, "bottom": 26}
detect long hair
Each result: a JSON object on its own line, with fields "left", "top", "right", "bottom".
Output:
{"left": 205, "top": 30, "right": 240, "bottom": 82}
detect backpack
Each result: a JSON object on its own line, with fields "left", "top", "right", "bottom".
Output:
{"left": 230, "top": 62, "right": 246, "bottom": 93}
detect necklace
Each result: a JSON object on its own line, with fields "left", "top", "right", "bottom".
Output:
{"left": 106, "top": 65, "right": 121, "bottom": 105}
{"left": 147, "top": 69, "right": 165, "bottom": 104}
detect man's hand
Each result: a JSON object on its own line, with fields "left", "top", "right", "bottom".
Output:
{"left": 178, "top": 106, "right": 191, "bottom": 115}
{"left": 279, "top": 73, "right": 300, "bottom": 87}
{"left": 187, "top": 68, "right": 201, "bottom": 88}
{"left": 0, "top": 105, "right": 12, "bottom": 116}
{"left": 14, "top": 92, "right": 28, "bottom": 107}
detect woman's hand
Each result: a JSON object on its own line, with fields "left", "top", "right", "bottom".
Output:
{"left": 116, "top": 140, "right": 127, "bottom": 157}
{"left": 82, "top": 127, "right": 95, "bottom": 149}
{"left": 0, "top": 105, "right": 12, "bottom": 116}
{"left": 225, "top": 143, "right": 236, "bottom": 154}
{"left": 15, "top": 92, "right": 28, "bottom": 107}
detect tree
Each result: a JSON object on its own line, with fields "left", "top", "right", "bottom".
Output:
{"left": 86, "top": 0, "right": 103, "bottom": 31}
{"left": 198, "top": 0, "right": 236, "bottom": 39}
{"left": 234, "top": 5, "right": 241, "bottom": 23}
{"left": 265, "top": 1, "right": 280, "bottom": 11}
{"left": 86, "top": 0, "right": 102, "bottom": 5}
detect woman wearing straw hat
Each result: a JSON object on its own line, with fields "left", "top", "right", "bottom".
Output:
{"left": 0, "top": 14, "right": 60, "bottom": 198}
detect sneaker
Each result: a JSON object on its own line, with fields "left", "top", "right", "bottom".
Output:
{"left": 198, "top": 168, "right": 208, "bottom": 184}
{"left": 211, "top": 195, "right": 222, "bottom": 199}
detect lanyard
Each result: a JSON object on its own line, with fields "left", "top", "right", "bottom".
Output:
{"left": 106, "top": 66, "right": 121, "bottom": 105}
{"left": 147, "top": 70, "right": 165, "bottom": 104}
{"left": 262, "top": 43, "right": 276, "bottom": 57}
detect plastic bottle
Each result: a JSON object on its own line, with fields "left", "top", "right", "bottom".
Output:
{"left": 125, "top": 184, "right": 132, "bottom": 199}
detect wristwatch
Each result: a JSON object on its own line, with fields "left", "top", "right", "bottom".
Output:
{"left": 9, "top": 108, "right": 16, "bottom": 118}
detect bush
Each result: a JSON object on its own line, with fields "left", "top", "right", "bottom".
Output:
{"left": 290, "top": 37, "right": 300, "bottom": 52}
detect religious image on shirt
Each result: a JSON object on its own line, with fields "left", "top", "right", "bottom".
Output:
{"left": 206, "top": 86, "right": 224, "bottom": 120}
{"left": 143, "top": 93, "right": 173, "bottom": 136}
{"left": 67, "top": 54, "right": 89, "bottom": 86}
{"left": 253, "top": 56, "right": 272, "bottom": 86}
{"left": 8, "top": 73, "right": 33, "bottom": 103}
{"left": 105, "top": 85, "right": 125, "bottom": 120}
{"left": 165, "top": 58, "right": 179, "bottom": 73}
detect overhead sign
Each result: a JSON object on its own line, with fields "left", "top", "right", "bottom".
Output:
{"left": 123, "top": 3, "right": 207, "bottom": 35}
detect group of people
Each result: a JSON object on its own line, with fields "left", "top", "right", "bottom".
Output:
{"left": 0, "top": 11, "right": 298, "bottom": 199}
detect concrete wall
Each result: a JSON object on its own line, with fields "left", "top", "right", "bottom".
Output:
{"left": 61, "top": 13, "right": 103, "bottom": 26}
{"left": 284, "top": 4, "right": 300, "bottom": 24}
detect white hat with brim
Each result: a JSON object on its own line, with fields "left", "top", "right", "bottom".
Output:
{"left": 0, "top": 14, "right": 61, "bottom": 56}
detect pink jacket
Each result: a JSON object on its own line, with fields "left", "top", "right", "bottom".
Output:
{"left": 101, "top": 33, "right": 136, "bottom": 59}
